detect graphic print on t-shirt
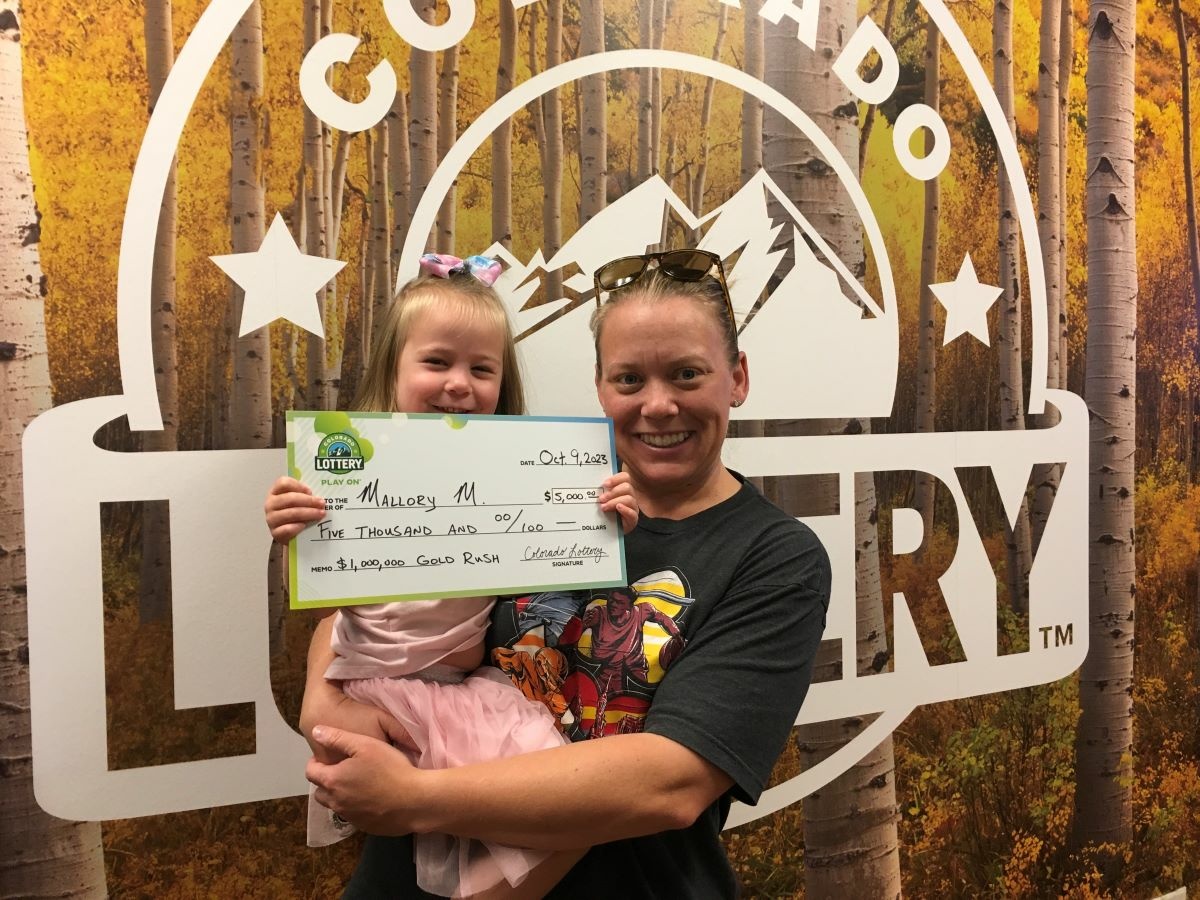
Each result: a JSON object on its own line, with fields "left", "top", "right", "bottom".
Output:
{"left": 490, "top": 590, "right": 590, "bottom": 732}
{"left": 564, "top": 569, "right": 693, "bottom": 741}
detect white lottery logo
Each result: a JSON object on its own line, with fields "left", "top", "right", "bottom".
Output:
{"left": 21, "top": 0, "right": 1086, "bottom": 827}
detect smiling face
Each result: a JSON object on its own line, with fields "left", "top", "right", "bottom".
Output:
{"left": 393, "top": 307, "right": 506, "bottom": 415}
{"left": 595, "top": 295, "right": 749, "bottom": 519}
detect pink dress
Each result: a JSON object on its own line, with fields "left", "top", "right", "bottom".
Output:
{"left": 307, "top": 598, "right": 567, "bottom": 898}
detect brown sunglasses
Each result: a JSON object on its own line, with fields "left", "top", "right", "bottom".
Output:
{"left": 593, "top": 249, "right": 735, "bottom": 327}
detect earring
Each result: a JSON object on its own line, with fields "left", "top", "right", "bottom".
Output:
{"left": 731, "top": 399, "right": 742, "bottom": 408}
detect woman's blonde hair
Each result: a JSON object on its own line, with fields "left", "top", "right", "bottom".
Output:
{"left": 353, "top": 272, "right": 526, "bottom": 415}
{"left": 589, "top": 267, "right": 739, "bottom": 366}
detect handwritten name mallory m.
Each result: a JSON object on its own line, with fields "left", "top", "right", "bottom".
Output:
{"left": 356, "top": 478, "right": 437, "bottom": 511}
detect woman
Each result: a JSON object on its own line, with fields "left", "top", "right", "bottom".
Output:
{"left": 303, "top": 249, "right": 832, "bottom": 898}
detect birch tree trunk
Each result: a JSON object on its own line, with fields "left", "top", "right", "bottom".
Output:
{"left": 637, "top": 0, "right": 654, "bottom": 183}
{"left": 579, "top": 0, "right": 607, "bottom": 227}
{"left": 284, "top": 166, "right": 306, "bottom": 417}
{"left": 0, "top": 5, "right": 106, "bottom": 894}
{"left": 1059, "top": 0, "right": 1073, "bottom": 388}
{"left": 139, "top": 0, "right": 179, "bottom": 624}
{"left": 359, "top": 194, "right": 373, "bottom": 381}
{"left": 320, "top": 0, "right": 343, "bottom": 405}
{"left": 492, "top": 1, "right": 515, "bottom": 249}
{"left": 994, "top": 0, "right": 1033, "bottom": 614}
{"left": 543, "top": 0, "right": 564, "bottom": 297}
{"left": 436, "top": 45, "right": 459, "bottom": 254}
{"left": 1173, "top": 0, "right": 1200, "bottom": 318}
{"left": 328, "top": 129, "right": 352, "bottom": 262}
{"left": 409, "top": 0, "right": 438, "bottom": 252}
{"left": 1031, "top": 0, "right": 1064, "bottom": 546}
{"left": 371, "top": 121, "right": 392, "bottom": 346}
{"left": 303, "top": 0, "right": 329, "bottom": 409}
{"left": 740, "top": 0, "right": 763, "bottom": 184}
{"left": 230, "top": 0, "right": 282, "bottom": 650}
{"left": 230, "top": 0, "right": 271, "bottom": 450}
{"left": 327, "top": 128, "right": 353, "bottom": 409}
{"left": 388, "top": 91, "right": 410, "bottom": 285}
{"left": 763, "top": 5, "right": 901, "bottom": 894}
{"left": 1072, "top": 0, "right": 1137, "bottom": 855}
{"left": 690, "top": 4, "right": 728, "bottom": 228}
{"left": 914, "top": 19, "right": 939, "bottom": 545}
{"left": 651, "top": 0, "right": 666, "bottom": 176}
{"left": 660, "top": 77, "right": 683, "bottom": 246}
{"left": 733, "top": 0, "right": 765, "bottom": 461}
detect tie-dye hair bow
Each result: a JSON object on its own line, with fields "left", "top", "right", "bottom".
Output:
{"left": 418, "top": 253, "right": 504, "bottom": 287}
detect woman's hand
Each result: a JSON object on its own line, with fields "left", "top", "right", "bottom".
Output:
{"left": 599, "top": 472, "right": 640, "bottom": 533}
{"left": 306, "top": 726, "right": 424, "bottom": 835}
{"left": 264, "top": 476, "right": 326, "bottom": 543}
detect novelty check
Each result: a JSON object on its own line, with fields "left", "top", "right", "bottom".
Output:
{"left": 286, "top": 411, "right": 628, "bottom": 608}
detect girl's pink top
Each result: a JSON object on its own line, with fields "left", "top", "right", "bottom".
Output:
{"left": 324, "top": 597, "right": 495, "bottom": 679}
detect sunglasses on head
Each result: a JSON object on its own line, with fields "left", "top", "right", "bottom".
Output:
{"left": 593, "top": 249, "right": 735, "bottom": 327}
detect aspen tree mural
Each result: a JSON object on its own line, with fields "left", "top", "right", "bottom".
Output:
{"left": 993, "top": 0, "right": 1034, "bottom": 616}
{"left": 1177, "top": 0, "right": 1200, "bottom": 312}
{"left": 0, "top": 4, "right": 106, "bottom": 896}
{"left": 230, "top": 0, "right": 271, "bottom": 450}
{"left": 760, "top": 2, "right": 902, "bottom": 894}
{"left": 409, "top": 0, "right": 437, "bottom": 247}
{"left": 492, "top": 0, "right": 515, "bottom": 250}
{"left": 435, "top": 45, "right": 458, "bottom": 253}
{"left": 579, "top": 0, "right": 606, "bottom": 226}
{"left": 1073, "top": 0, "right": 1138, "bottom": 857}
{"left": 1031, "top": 0, "right": 1064, "bottom": 544}
{"left": 138, "top": 0, "right": 178, "bottom": 625}
{"left": 913, "top": 15, "right": 940, "bottom": 544}
{"left": 302, "top": 0, "right": 329, "bottom": 410}
{"left": 7, "top": 0, "right": 1199, "bottom": 894}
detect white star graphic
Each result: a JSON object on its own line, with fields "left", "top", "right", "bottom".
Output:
{"left": 929, "top": 253, "right": 1003, "bottom": 347}
{"left": 211, "top": 213, "right": 345, "bottom": 338}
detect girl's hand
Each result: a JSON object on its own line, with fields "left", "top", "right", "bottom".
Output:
{"left": 599, "top": 472, "right": 639, "bottom": 534}
{"left": 264, "top": 476, "right": 326, "bottom": 543}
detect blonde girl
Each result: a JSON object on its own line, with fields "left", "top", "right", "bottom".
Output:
{"left": 265, "top": 255, "right": 637, "bottom": 899}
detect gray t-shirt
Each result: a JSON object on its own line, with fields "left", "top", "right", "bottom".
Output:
{"left": 543, "top": 475, "right": 831, "bottom": 899}
{"left": 344, "top": 475, "right": 831, "bottom": 900}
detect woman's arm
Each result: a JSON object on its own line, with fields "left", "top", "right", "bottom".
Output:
{"left": 307, "top": 727, "right": 731, "bottom": 850}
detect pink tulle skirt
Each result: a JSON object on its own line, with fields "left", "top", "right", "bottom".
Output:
{"left": 307, "top": 666, "right": 567, "bottom": 898}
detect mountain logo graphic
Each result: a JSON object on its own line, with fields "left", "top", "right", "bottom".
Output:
{"left": 315, "top": 433, "right": 365, "bottom": 472}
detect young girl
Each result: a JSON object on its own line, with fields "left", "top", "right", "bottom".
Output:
{"left": 265, "top": 254, "right": 637, "bottom": 899}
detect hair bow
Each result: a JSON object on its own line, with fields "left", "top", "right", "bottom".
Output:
{"left": 419, "top": 253, "right": 504, "bottom": 287}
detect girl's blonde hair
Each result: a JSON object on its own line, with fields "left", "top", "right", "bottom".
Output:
{"left": 353, "top": 272, "right": 526, "bottom": 415}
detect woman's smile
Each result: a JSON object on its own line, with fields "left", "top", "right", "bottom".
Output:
{"left": 638, "top": 431, "right": 693, "bottom": 448}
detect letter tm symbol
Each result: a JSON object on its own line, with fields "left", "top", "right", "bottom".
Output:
{"left": 1038, "top": 623, "right": 1074, "bottom": 648}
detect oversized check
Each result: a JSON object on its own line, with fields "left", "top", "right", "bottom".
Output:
{"left": 286, "top": 411, "right": 628, "bottom": 608}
